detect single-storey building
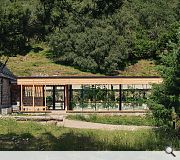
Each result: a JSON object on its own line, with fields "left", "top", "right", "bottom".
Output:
{"left": 15, "top": 76, "right": 162, "bottom": 113}
{"left": 0, "top": 63, "right": 163, "bottom": 113}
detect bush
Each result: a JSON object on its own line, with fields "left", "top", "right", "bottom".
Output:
{"left": 149, "top": 29, "right": 180, "bottom": 128}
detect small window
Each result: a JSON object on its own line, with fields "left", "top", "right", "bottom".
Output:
{"left": 25, "top": 86, "right": 33, "bottom": 97}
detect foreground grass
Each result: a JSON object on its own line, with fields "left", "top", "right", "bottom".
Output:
{"left": 0, "top": 119, "right": 179, "bottom": 151}
{"left": 66, "top": 114, "right": 155, "bottom": 126}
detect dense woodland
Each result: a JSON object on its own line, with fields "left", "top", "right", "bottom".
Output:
{"left": 0, "top": 0, "right": 180, "bottom": 75}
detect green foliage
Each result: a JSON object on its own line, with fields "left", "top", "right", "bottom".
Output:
{"left": 0, "top": 0, "right": 31, "bottom": 55}
{"left": 149, "top": 28, "right": 180, "bottom": 127}
{"left": 92, "top": 0, "right": 124, "bottom": 16}
{"left": 48, "top": 26, "right": 129, "bottom": 74}
{"left": 33, "top": 0, "right": 70, "bottom": 39}
{"left": 48, "top": 0, "right": 180, "bottom": 74}
{"left": 0, "top": 0, "right": 180, "bottom": 74}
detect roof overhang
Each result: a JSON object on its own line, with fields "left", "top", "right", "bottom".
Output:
{"left": 0, "top": 73, "right": 17, "bottom": 82}
{"left": 17, "top": 76, "right": 163, "bottom": 85}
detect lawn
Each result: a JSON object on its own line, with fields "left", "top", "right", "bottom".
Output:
{"left": 66, "top": 114, "right": 156, "bottom": 126}
{"left": 0, "top": 118, "right": 179, "bottom": 151}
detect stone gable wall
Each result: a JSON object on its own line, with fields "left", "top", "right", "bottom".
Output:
{"left": 1, "top": 78, "right": 11, "bottom": 108}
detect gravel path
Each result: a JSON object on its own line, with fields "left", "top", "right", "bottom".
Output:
{"left": 58, "top": 119, "right": 154, "bottom": 131}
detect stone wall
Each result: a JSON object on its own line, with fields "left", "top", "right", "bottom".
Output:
{"left": 1, "top": 78, "right": 11, "bottom": 107}
{"left": 0, "top": 78, "right": 12, "bottom": 114}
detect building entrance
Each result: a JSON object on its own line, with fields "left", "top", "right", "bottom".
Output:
{"left": 45, "top": 86, "right": 65, "bottom": 110}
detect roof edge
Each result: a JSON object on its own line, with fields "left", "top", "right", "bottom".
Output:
{"left": 17, "top": 76, "right": 161, "bottom": 79}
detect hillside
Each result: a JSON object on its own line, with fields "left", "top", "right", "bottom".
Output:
{"left": 1, "top": 0, "right": 179, "bottom": 76}
{"left": 7, "top": 46, "right": 99, "bottom": 77}
{"left": 6, "top": 46, "right": 159, "bottom": 77}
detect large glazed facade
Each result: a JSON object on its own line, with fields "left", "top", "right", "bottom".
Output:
{"left": 15, "top": 76, "right": 162, "bottom": 112}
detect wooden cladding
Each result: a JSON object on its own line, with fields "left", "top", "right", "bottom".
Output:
{"left": 17, "top": 77, "right": 162, "bottom": 85}
{"left": 24, "top": 85, "right": 43, "bottom": 97}
{"left": 21, "top": 85, "right": 45, "bottom": 109}
{"left": 24, "top": 86, "right": 33, "bottom": 97}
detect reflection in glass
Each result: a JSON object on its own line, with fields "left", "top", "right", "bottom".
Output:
{"left": 46, "top": 86, "right": 53, "bottom": 109}
{"left": 121, "top": 84, "right": 150, "bottom": 110}
{"left": 71, "top": 84, "right": 119, "bottom": 111}
{"left": 45, "top": 86, "right": 65, "bottom": 110}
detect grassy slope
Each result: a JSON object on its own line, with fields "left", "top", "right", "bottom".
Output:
{"left": 6, "top": 44, "right": 159, "bottom": 77}
{"left": 119, "top": 60, "right": 159, "bottom": 76}
{"left": 0, "top": 119, "right": 179, "bottom": 151}
{"left": 7, "top": 45, "right": 99, "bottom": 77}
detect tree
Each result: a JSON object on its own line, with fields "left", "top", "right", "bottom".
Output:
{"left": 32, "top": 0, "right": 70, "bottom": 39}
{"left": 48, "top": 0, "right": 179, "bottom": 74}
{"left": 1, "top": 0, "right": 180, "bottom": 76}
{"left": 92, "top": 0, "right": 124, "bottom": 16}
{"left": 0, "top": 1, "right": 31, "bottom": 56}
{"left": 48, "top": 26, "right": 129, "bottom": 74}
{"left": 149, "top": 29, "right": 180, "bottom": 126}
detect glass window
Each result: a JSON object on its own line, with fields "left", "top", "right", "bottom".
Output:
{"left": 122, "top": 84, "right": 150, "bottom": 110}
{"left": 71, "top": 84, "right": 120, "bottom": 111}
